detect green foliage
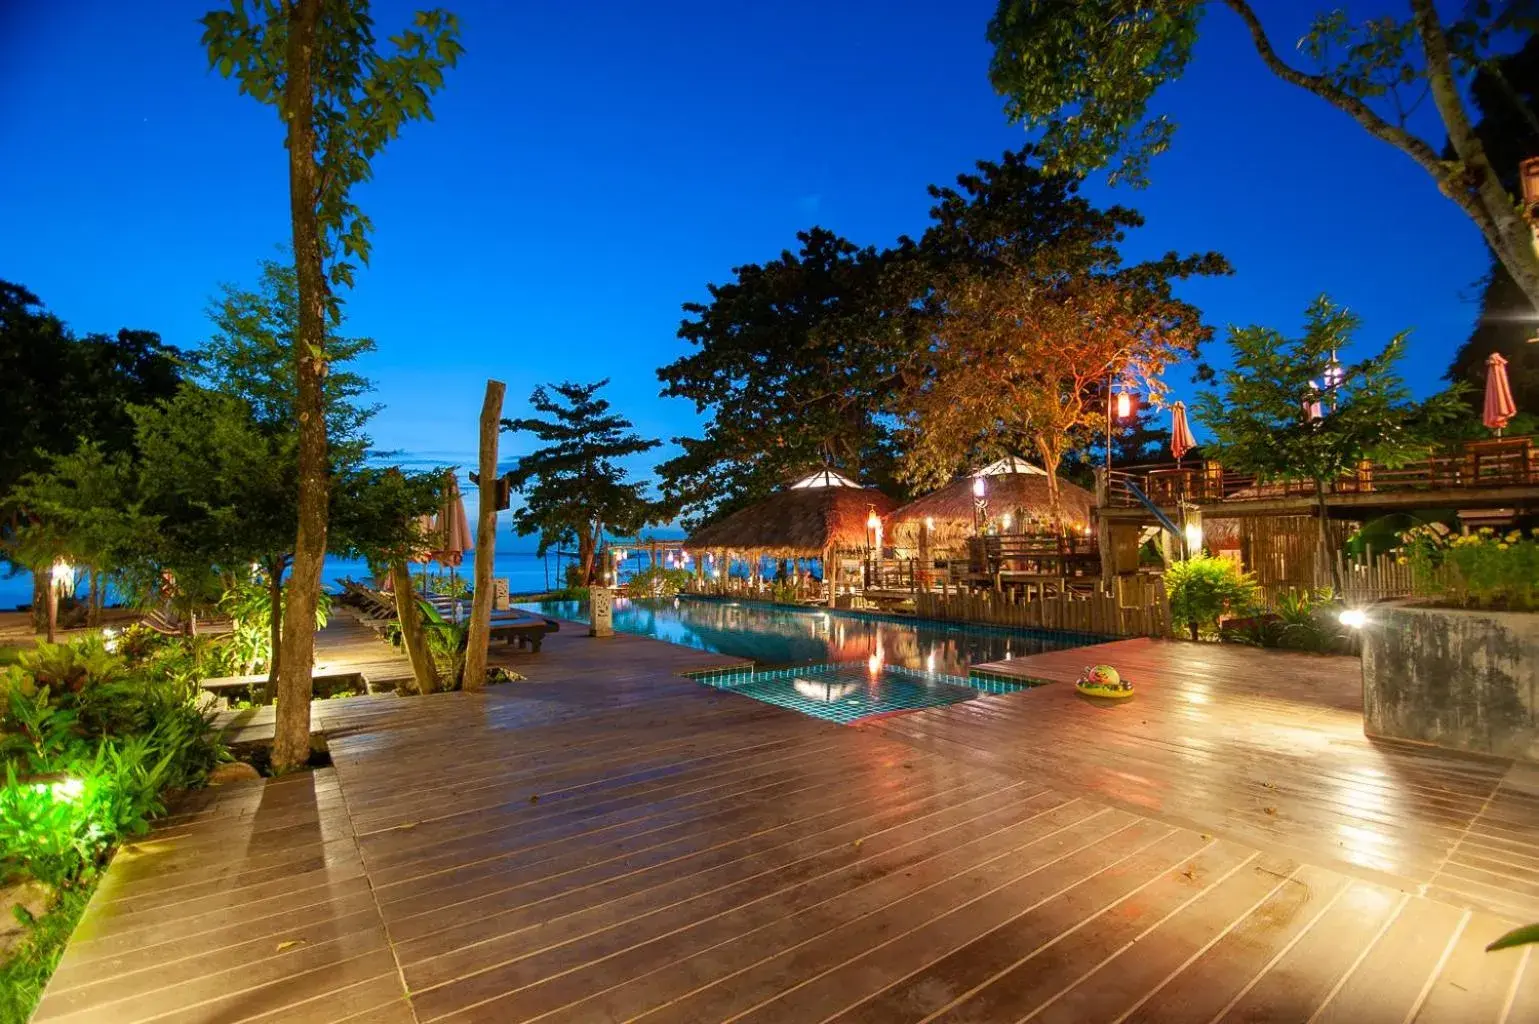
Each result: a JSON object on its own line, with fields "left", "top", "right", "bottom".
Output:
{"left": 1488, "top": 922, "right": 1539, "bottom": 952}
{"left": 424, "top": 574, "right": 470, "bottom": 600}
{"left": 0, "top": 280, "right": 181, "bottom": 518}
{"left": 985, "top": 2, "right": 1539, "bottom": 305}
{"left": 0, "top": 636, "right": 224, "bottom": 892}
{"left": 1167, "top": 556, "right": 1258, "bottom": 640}
{"left": 1404, "top": 524, "right": 1539, "bottom": 612}
{"left": 0, "top": 884, "right": 91, "bottom": 1024}
{"left": 419, "top": 602, "right": 468, "bottom": 687}
{"left": 625, "top": 566, "right": 693, "bottom": 598}
{"left": 987, "top": 2, "right": 1200, "bottom": 187}
{"left": 201, "top": 2, "right": 464, "bottom": 304}
{"left": 503, "top": 381, "right": 660, "bottom": 580}
{"left": 1222, "top": 587, "right": 1344, "bottom": 652}
{"left": 1195, "top": 297, "right": 1469, "bottom": 493}
{"left": 197, "top": 260, "right": 378, "bottom": 454}
{"left": 657, "top": 228, "right": 914, "bottom": 528}
{"left": 216, "top": 575, "right": 331, "bottom": 675}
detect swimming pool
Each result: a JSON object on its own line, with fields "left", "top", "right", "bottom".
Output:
{"left": 686, "top": 661, "right": 1038, "bottom": 724}
{"left": 515, "top": 595, "right": 1097, "bottom": 676}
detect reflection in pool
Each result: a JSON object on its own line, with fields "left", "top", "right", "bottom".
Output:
{"left": 515, "top": 595, "right": 1097, "bottom": 676}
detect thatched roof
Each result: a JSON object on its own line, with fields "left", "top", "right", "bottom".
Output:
{"left": 685, "top": 484, "right": 898, "bottom": 557}
{"left": 887, "top": 469, "right": 1094, "bottom": 551}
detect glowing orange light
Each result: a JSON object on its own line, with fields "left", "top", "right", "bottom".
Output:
{"left": 1116, "top": 391, "right": 1132, "bottom": 419}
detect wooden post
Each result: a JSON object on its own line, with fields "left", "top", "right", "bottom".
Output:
{"left": 462, "top": 379, "right": 506, "bottom": 691}
{"left": 391, "top": 559, "right": 439, "bottom": 694}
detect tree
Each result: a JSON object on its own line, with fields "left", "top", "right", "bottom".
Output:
{"left": 203, "top": 0, "right": 462, "bottom": 772}
{"left": 1445, "top": 34, "right": 1539, "bottom": 425}
{"left": 657, "top": 228, "right": 916, "bottom": 528}
{"left": 192, "top": 260, "right": 380, "bottom": 694}
{"left": 5, "top": 444, "right": 148, "bottom": 629}
{"left": 504, "top": 381, "right": 660, "bottom": 584}
{"left": 898, "top": 150, "right": 1226, "bottom": 514}
{"left": 131, "top": 386, "right": 298, "bottom": 632}
{"left": 0, "top": 281, "right": 182, "bottom": 626}
{"left": 986, "top": 2, "right": 1539, "bottom": 311}
{"left": 1194, "top": 295, "right": 1468, "bottom": 590}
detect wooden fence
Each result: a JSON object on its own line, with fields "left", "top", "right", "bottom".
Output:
{"left": 914, "top": 576, "right": 1169, "bottom": 638}
{"left": 1255, "top": 550, "right": 1421, "bottom": 610}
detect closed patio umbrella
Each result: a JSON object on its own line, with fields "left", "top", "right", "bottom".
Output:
{"left": 1484, "top": 353, "right": 1517, "bottom": 436}
{"left": 431, "top": 473, "right": 473, "bottom": 615}
{"left": 1170, "top": 401, "right": 1196, "bottom": 465}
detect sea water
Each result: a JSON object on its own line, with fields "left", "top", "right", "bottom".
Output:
{"left": 0, "top": 550, "right": 584, "bottom": 612}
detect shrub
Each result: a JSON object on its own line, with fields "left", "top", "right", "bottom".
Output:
{"left": 1404, "top": 525, "right": 1539, "bottom": 611}
{"left": 1166, "top": 556, "right": 1259, "bottom": 641}
{"left": 0, "top": 636, "right": 224, "bottom": 890}
{"left": 624, "top": 566, "right": 693, "bottom": 598}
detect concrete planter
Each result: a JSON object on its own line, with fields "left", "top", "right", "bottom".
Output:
{"left": 1362, "top": 602, "right": 1538, "bottom": 761}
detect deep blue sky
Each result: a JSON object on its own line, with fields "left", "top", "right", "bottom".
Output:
{"left": 1, "top": 0, "right": 1490, "bottom": 532}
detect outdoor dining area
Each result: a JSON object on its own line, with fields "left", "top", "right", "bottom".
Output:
{"left": 681, "top": 460, "right": 1105, "bottom": 607}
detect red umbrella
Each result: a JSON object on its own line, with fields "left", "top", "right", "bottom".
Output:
{"left": 1170, "top": 401, "right": 1196, "bottom": 463}
{"left": 430, "top": 474, "right": 474, "bottom": 613}
{"left": 1483, "top": 353, "right": 1517, "bottom": 436}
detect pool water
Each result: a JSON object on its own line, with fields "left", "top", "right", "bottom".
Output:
{"left": 514, "top": 595, "right": 1095, "bottom": 723}
{"left": 688, "top": 661, "right": 1035, "bottom": 724}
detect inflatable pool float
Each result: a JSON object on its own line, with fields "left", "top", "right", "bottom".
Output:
{"left": 1075, "top": 664, "right": 1134, "bottom": 700}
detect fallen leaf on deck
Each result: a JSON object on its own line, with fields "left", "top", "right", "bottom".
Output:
{"left": 276, "top": 939, "right": 307, "bottom": 952}
{"left": 1263, "top": 806, "right": 1277, "bottom": 816}
{"left": 529, "top": 794, "right": 540, "bottom": 804}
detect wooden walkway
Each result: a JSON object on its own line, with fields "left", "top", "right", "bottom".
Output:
{"left": 870, "top": 639, "right": 1539, "bottom": 923}
{"left": 34, "top": 629, "right": 1539, "bottom": 1023}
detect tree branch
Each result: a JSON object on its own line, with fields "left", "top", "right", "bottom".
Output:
{"left": 1219, "top": 0, "right": 1446, "bottom": 178}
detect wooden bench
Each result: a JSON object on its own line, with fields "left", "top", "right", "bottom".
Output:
{"left": 486, "top": 614, "right": 559, "bottom": 652}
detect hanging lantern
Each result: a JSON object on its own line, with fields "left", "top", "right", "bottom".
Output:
{"left": 972, "top": 475, "right": 986, "bottom": 498}
{"left": 1115, "top": 390, "right": 1133, "bottom": 420}
{"left": 1522, "top": 157, "right": 1539, "bottom": 223}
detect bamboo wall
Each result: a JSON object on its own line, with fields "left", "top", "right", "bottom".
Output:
{"left": 914, "top": 576, "right": 1170, "bottom": 638}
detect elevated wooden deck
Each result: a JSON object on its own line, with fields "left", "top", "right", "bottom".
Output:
{"left": 35, "top": 629, "right": 1539, "bottom": 1023}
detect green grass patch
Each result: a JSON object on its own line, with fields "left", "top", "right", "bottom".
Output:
{"left": 0, "top": 885, "right": 93, "bottom": 1024}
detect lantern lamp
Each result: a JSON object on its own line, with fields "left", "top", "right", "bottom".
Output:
{"left": 1115, "top": 390, "right": 1133, "bottom": 420}
{"left": 972, "top": 475, "right": 986, "bottom": 498}
{"left": 1522, "top": 157, "right": 1539, "bottom": 223}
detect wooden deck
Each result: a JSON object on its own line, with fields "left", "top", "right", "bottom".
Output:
{"left": 35, "top": 629, "right": 1539, "bottom": 1023}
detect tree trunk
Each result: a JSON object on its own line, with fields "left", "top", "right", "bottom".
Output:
{"left": 1035, "top": 434, "right": 1064, "bottom": 523}
{"left": 262, "top": 559, "right": 284, "bottom": 704}
{"left": 273, "top": 0, "right": 326, "bottom": 775}
{"left": 88, "top": 569, "right": 100, "bottom": 627}
{"left": 462, "top": 380, "right": 506, "bottom": 692}
{"left": 1408, "top": 0, "right": 1539, "bottom": 312}
{"left": 391, "top": 559, "right": 438, "bottom": 695}
{"left": 1314, "top": 479, "right": 1343, "bottom": 594}
{"left": 578, "top": 528, "right": 596, "bottom": 585}
{"left": 43, "top": 564, "right": 57, "bottom": 644}
{"left": 30, "top": 574, "right": 47, "bottom": 634}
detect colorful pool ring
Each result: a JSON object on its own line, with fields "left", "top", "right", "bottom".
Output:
{"left": 1075, "top": 664, "right": 1134, "bottom": 700}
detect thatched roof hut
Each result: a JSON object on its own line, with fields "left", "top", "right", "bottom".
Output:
{"left": 887, "top": 457, "right": 1094, "bottom": 554}
{"left": 685, "top": 470, "right": 898, "bottom": 558}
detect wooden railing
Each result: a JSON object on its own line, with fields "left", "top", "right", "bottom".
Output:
{"left": 1102, "top": 436, "right": 1536, "bottom": 509}
{"left": 963, "top": 535, "right": 1100, "bottom": 579}
{"left": 915, "top": 576, "right": 1169, "bottom": 638}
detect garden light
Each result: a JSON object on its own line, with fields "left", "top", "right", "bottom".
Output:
{"left": 1000, "top": 513, "right": 1013, "bottom": 530}
{"left": 924, "top": 516, "right": 934, "bottom": 531}
{"left": 1183, "top": 521, "right": 1204, "bottom": 554}
{"left": 972, "top": 476, "right": 986, "bottom": 498}
{"left": 1116, "top": 390, "right": 1132, "bottom": 420}
{"left": 1339, "top": 608, "right": 1367, "bottom": 629}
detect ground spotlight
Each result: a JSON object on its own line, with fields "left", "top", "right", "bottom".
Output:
{"left": 1339, "top": 608, "right": 1367, "bottom": 629}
